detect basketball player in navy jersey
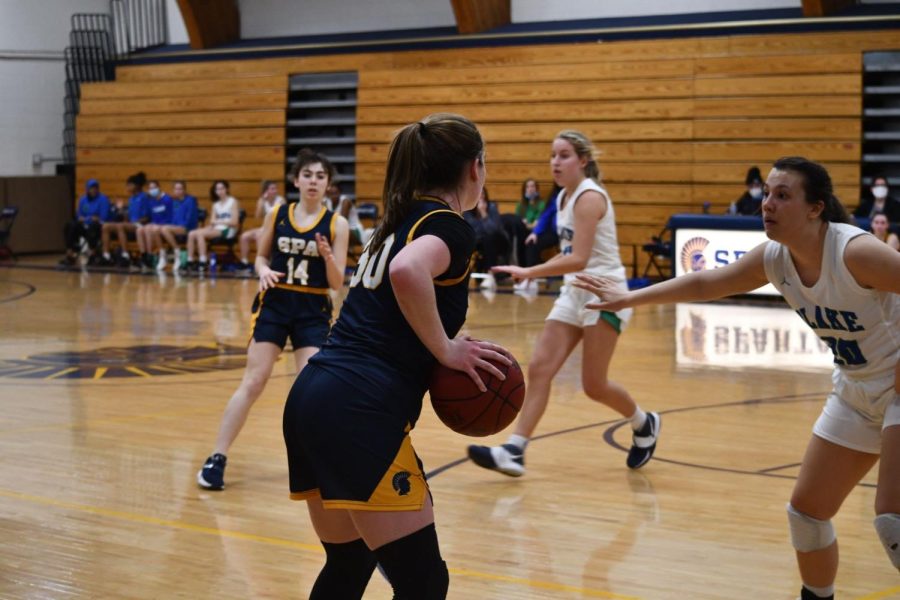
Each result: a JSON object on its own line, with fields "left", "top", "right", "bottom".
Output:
{"left": 283, "top": 114, "right": 512, "bottom": 599}
{"left": 575, "top": 157, "right": 900, "bottom": 600}
{"left": 197, "top": 149, "right": 349, "bottom": 491}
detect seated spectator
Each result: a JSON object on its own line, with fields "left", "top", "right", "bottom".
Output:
{"left": 99, "top": 172, "right": 150, "bottom": 267}
{"left": 731, "top": 166, "right": 764, "bottom": 216}
{"left": 871, "top": 212, "right": 899, "bottom": 251}
{"left": 464, "top": 187, "right": 509, "bottom": 288}
{"left": 236, "top": 180, "right": 284, "bottom": 273}
{"left": 854, "top": 176, "right": 900, "bottom": 223}
{"left": 514, "top": 186, "right": 561, "bottom": 292}
{"left": 185, "top": 180, "right": 240, "bottom": 273}
{"left": 501, "top": 178, "right": 545, "bottom": 266}
{"left": 157, "top": 181, "right": 198, "bottom": 272}
{"left": 137, "top": 180, "right": 173, "bottom": 271}
{"left": 60, "top": 178, "right": 110, "bottom": 266}
{"left": 326, "top": 182, "right": 371, "bottom": 247}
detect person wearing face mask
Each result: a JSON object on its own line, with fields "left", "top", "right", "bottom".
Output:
{"left": 137, "top": 180, "right": 173, "bottom": 271}
{"left": 734, "top": 166, "right": 765, "bottom": 216}
{"left": 854, "top": 177, "right": 900, "bottom": 224}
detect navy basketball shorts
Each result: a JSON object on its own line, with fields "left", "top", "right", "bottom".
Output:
{"left": 249, "top": 287, "right": 331, "bottom": 350}
{"left": 283, "top": 364, "right": 429, "bottom": 511}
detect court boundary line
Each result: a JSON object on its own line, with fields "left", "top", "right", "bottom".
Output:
{"left": 0, "top": 279, "right": 36, "bottom": 303}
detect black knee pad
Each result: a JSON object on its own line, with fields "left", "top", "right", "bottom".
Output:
{"left": 309, "top": 538, "right": 377, "bottom": 600}
{"left": 375, "top": 523, "right": 448, "bottom": 600}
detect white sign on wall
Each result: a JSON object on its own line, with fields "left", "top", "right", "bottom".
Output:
{"left": 675, "top": 303, "right": 834, "bottom": 371}
{"left": 673, "top": 227, "right": 777, "bottom": 295}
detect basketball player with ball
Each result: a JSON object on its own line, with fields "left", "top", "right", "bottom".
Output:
{"left": 468, "top": 130, "right": 661, "bottom": 476}
{"left": 282, "top": 113, "right": 514, "bottom": 599}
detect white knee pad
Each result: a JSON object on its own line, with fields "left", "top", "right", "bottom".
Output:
{"left": 787, "top": 503, "right": 836, "bottom": 552}
{"left": 874, "top": 513, "right": 900, "bottom": 571}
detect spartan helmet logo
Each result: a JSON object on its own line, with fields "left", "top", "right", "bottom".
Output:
{"left": 680, "top": 237, "right": 709, "bottom": 273}
{"left": 391, "top": 471, "right": 412, "bottom": 496}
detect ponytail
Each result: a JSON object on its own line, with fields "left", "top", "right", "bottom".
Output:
{"left": 369, "top": 113, "right": 483, "bottom": 252}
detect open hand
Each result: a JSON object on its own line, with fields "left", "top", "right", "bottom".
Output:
{"left": 440, "top": 336, "right": 512, "bottom": 392}
{"left": 258, "top": 265, "right": 284, "bottom": 292}
{"left": 572, "top": 274, "right": 630, "bottom": 311}
{"left": 491, "top": 264, "right": 529, "bottom": 282}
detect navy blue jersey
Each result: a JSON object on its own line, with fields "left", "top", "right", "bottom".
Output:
{"left": 310, "top": 197, "right": 476, "bottom": 407}
{"left": 268, "top": 203, "right": 336, "bottom": 295}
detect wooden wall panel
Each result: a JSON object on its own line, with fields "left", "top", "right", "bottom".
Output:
{"left": 78, "top": 27, "right": 896, "bottom": 266}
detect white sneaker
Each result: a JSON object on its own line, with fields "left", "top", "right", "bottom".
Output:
{"left": 467, "top": 443, "right": 525, "bottom": 477}
{"left": 479, "top": 273, "right": 496, "bottom": 290}
{"left": 172, "top": 252, "right": 182, "bottom": 272}
{"left": 156, "top": 252, "right": 167, "bottom": 271}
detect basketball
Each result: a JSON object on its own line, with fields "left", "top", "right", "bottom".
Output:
{"left": 429, "top": 353, "right": 525, "bottom": 437}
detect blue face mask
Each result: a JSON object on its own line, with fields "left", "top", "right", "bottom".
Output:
{"left": 148, "top": 187, "right": 160, "bottom": 197}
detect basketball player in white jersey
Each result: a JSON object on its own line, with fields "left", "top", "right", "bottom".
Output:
{"left": 574, "top": 157, "right": 900, "bottom": 600}
{"left": 468, "top": 130, "right": 661, "bottom": 477}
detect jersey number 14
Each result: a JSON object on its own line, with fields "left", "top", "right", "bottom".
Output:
{"left": 285, "top": 257, "right": 309, "bottom": 286}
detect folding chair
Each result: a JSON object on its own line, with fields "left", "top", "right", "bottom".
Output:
{"left": 641, "top": 225, "right": 672, "bottom": 279}
{"left": 0, "top": 206, "right": 19, "bottom": 261}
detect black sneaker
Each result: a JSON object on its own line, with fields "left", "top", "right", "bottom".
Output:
{"left": 196, "top": 260, "right": 208, "bottom": 274}
{"left": 627, "top": 412, "right": 660, "bottom": 470}
{"left": 197, "top": 453, "right": 227, "bottom": 490}
{"left": 58, "top": 255, "right": 77, "bottom": 268}
{"left": 467, "top": 443, "right": 525, "bottom": 477}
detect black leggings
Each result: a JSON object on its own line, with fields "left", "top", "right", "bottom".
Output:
{"left": 64, "top": 220, "right": 101, "bottom": 252}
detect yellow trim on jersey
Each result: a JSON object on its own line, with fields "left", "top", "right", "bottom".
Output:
{"left": 406, "top": 207, "right": 470, "bottom": 285}
{"left": 435, "top": 252, "right": 476, "bottom": 287}
{"left": 405, "top": 209, "right": 460, "bottom": 245}
{"left": 328, "top": 211, "right": 336, "bottom": 241}
{"left": 288, "top": 203, "right": 327, "bottom": 233}
{"left": 274, "top": 282, "right": 330, "bottom": 295}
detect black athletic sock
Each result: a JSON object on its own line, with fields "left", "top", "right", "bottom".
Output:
{"left": 801, "top": 586, "right": 834, "bottom": 600}
{"left": 309, "top": 538, "right": 376, "bottom": 600}
{"left": 374, "top": 523, "right": 449, "bottom": 600}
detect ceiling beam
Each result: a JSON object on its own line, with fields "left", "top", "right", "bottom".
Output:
{"left": 176, "top": 0, "right": 240, "bottom": 49}
{"left": 450, "top": 0, "right": 511, "bottom": 34}
{"left": 801, "top": 0, "right": 856, "bottom": 17}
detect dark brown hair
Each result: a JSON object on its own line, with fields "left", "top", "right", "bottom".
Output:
{"left": 290, "top": 148, "right": 336, "bottom": 184}
{"left": 772, "top": 157, "right": 850, "bottom": 224}
{"left": 369, "top": 113, "right": 484, "bottom": 252}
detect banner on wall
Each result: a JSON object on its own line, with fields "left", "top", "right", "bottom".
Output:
{"left": 673, "top": 228, "right": 776, "bottom": 296}
{"left": 675, "top": 303, "right": 834, "bottom": 371}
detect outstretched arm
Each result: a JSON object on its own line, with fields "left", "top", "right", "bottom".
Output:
{"left": 573, "top": 241, "right": 770, "bottom": 311}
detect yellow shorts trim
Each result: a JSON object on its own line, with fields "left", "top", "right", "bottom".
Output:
{"left": 290, "top": 490, "right": 320, "bottom": 501}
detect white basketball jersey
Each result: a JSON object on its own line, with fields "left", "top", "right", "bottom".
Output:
{"left": 763, "top": 222, "right": 900, "bottom": 379}
{"left": 556, "top": 177, "right": 627, "bottom": 284}
{"left": 263, "top": 195, "right": 285, "bottom": 216}
{"left": 213, "top": 196, "right": 237, "bottom": 222}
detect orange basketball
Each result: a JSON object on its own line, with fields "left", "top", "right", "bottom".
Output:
{"left": 428, "top": 354, "right": 525, "bottom": 437}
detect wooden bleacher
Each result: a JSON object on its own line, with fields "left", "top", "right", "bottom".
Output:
{"left": 76, "top": 28, "right": 900, "bottom": 273}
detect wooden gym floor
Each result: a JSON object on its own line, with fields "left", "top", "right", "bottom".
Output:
{"left": 0, "top": 263, "right": 893, "bottom": 599}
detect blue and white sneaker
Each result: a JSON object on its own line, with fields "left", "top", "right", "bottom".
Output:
{"left": 467, "top": 443, "right": 525, "bottom": 477}
{"left": 627, "top": 412, "right": 660, "bottom": 470}
{"left": 197, "top": 453, "right": 227, "bottom": 490}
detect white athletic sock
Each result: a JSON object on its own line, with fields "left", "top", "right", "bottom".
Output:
{"left": 102, "top": 252, "right": 110, "bottom": 260}
{"left": 158, "top": 249, "right": 165, "bottom": 257}
{"left": 199, "top": 254, "right": 207, "bottom": 263}
{"left": 630, "top": 407, "right": 647, "bottom": 431}
{"left": 506, "top": 434, "right": 529, "bottom": 451}
{"left": 803, "top": 583, "right": 835, "bottom": 598}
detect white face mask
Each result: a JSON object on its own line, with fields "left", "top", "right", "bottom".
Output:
{"left": 749, "top": 187, "right": 763, "bottom": 200}
{"left": 872, "top": 185, "right": 888, "bottom": 199}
